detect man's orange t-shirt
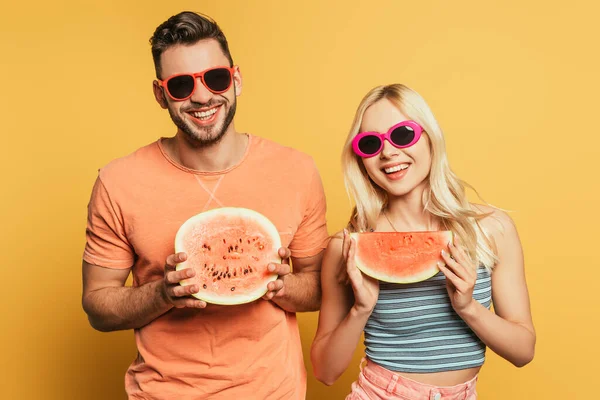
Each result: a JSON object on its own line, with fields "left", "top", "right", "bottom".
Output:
{"left": 83, "top": 135, "right": 329, "bottom": 399}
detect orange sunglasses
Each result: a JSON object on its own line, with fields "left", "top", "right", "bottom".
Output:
{"left": 157, "top": 66, "right": 236, "bottom": 101}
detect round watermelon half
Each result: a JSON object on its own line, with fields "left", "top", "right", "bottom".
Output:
{"left": 350, "top": 231, "right": 453, "bottom": 284}
{"left": 174, "top": 207, "right": 282, "bottom": 305}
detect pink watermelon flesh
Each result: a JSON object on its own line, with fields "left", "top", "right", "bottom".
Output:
{"left": 175, "top": 207, "right": 281, "bottom": 305}
{"left": 350, "top": 231, "right": 453, "bottom": 283}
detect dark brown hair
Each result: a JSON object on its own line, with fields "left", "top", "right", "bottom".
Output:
{"left": 149, "top": 11, "right": 233, "bottom": 79}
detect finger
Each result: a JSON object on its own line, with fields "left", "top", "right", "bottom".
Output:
{"left": 278, "top": 247, "right": 291, "bottom": 262}
{"left": 437, "top": 262, "right": 462, "bottom": 289}
{"left": 342, "top": 229, "right": 351, "bottom": 259}
{"left": 173, "top": 298, "right": 207, "bottom": 309}
{"left": 165, "top": 252, "right": 187, "bottom": 270}
{"left": 362, "top": 273, "right": 379, "bottom": 287}
{"left": 266, "top": 279, "right": 284, "bottom": 293}
{"left": 346, "top": 239, "right": 363, "bottom": 286}
{"left": 165, "top": 268, "right": 196, "bottom": 284}
{"left": 268, "top": 262, "right": 292, "bottom": 275}
{"left": 171, "top": 283, "right": 200, "bottom": 298}
{"left": 440, "top": 250, "right": 469, "bottom": 281}
{"left": 450, "top": 242, "right": 476, "bottom": 278}
{"left": 346, "top": 237, "right": 357, "bottom": 271}
{"left": 262, "top": 291, "right": 275, "bottom": 300}
{"left": 194, "top": 300, "right": 208, "bottom": 308}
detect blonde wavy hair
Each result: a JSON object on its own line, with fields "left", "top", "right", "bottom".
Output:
{"left": 342, "top": 84, "right": 498, "bottom": 270}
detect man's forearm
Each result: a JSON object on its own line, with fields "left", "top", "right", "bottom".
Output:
{"left": 271, "top": 271, "right": 321, "bottom": 312}
{"left": 83, "top": 279, "right": 173, "bottom": 332}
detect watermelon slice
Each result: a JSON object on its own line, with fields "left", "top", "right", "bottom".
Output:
{"left": 174, "top": 207, "right": 281, "bottom": 305}
{"left": 350, "top": 231, "right": 453, "bottom": 283}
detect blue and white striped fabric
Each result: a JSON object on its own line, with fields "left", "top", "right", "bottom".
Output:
{"left": 364, "top": 267, "right": 492, "bottom": 373}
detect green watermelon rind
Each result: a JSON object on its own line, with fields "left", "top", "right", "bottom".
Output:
{"left": 174, "top": 207, "right": 282, "bottom": 305}
{"left": 350, "top": 231, "right": 453, "bottom": 284}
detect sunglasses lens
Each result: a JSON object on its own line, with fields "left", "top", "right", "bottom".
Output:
{"left": 390, "top": 126, "right": 416, "bottom": 147}
{"left": 167, "top": 75, "right": 195, "bottom": 100}
{"left": 204, "top": 68, "right": 232, "bottom": 92}
{"left": 358, "top": 135, "right": 383, "bottom": 155}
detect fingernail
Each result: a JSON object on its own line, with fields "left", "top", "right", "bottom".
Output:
{"left": 437, "top": 261, "right": 444, "bottom": 268}
{"left": 268, "top": 264, "right": 275, "bottom": 272}
{"left": 441, "top": 249, "right": 447, "bottom": 256}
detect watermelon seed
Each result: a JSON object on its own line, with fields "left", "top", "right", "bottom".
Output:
{"left": 231, "top": 287, "right": 235, "bottom": 291}
{"left": 227, "top": 273, "right": 231, "bottom": 278}
{"left": 239, "top": 238, "right": 242, "bottom": 243}
{"left": 217, "top": 276, "right": 221, "bottom": 280}
{"left": 233, "top": 271, "right": 237, "bottom": 277}
{"left": 258, "top": 245, "right": 264, "bottom": 250}
{"left": 223, "top": 256, "right": 227, "bottom": 260}
{"left": 223, "top": 239, "right": 226, "bottom": 244}
{"left": 203, "top": 284, "right": 207, "bottom": 289}
{"left": 208, "top": 246, "right": 211, "bottom": 251}
{"left": 247, "top": 239, "right": 251, "bottom": 244}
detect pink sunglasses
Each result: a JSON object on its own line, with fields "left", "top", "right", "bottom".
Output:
{"left": 352, "top": 120, "right": 423, "bottom": 157}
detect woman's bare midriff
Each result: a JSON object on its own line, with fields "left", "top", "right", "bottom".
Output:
{"left": 395, "top": 366, "right": 481, "bottom": 387}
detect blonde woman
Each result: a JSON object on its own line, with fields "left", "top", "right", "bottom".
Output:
{"left": 311, "top": 84, "right": 535, "bottom": 399}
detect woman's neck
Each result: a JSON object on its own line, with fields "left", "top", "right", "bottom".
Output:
{"left": 384, "top": 184, "right": 440, "bottom": 231}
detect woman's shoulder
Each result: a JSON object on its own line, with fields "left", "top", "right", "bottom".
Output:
{"left": 330, "top": 230, "right": 345, "bottom": 241}
{"left": 328, "top": 229, "right": 364, "bottom": 243}
{"left": 323, "top": 231, "right": 344, "bottom": 257}
{"left": 470, "top": 203, "right": 518, "bottom": 240}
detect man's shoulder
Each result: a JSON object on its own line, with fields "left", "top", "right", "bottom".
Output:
{"left": 250, "top": 135, "right": 317, "bottom": 170}
{"left": 97, "top": 140, "right": 161, "bottom": 183}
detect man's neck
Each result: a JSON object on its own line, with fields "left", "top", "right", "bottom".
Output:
{"left": 164, "top": 129, "right": 249, "bottom": 172}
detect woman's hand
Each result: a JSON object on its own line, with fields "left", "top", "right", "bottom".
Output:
{"left": 439, "top": 241, "right": 477, "bottom": 315}
{"left": 342, "top": 229, "right": 380, "bottom": 314}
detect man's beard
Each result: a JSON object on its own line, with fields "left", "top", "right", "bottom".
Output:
{"left": 168, "top": 98, "right": 237, "bottom": 148}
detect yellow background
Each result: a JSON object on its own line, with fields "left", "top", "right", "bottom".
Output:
{"left": 1, "top": 1, "right": 598, "bottom": 399}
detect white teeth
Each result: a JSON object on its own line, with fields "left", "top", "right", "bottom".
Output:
{"left": 384, "top": 164, "right": 409, "bottom": 174}
{"left": 192, "top": 108, "right": 218, "bottom": 120}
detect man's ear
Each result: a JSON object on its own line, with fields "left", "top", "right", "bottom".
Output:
{"left": 232, "top": 66, "right": 242, "bottom": 97}
{"left": 153, "top": 81, "right": 168, "bottom": 109}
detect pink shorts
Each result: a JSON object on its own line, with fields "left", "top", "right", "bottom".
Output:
{"left": 345, "top": 358, "right": 478, "bottom": 400}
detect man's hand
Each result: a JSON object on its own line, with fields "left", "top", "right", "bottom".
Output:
{"left": 161, "top": 252, "right": 207, "bottom": 309}
{"left": 262, "top": 247, "right": 292, "bottom": 300}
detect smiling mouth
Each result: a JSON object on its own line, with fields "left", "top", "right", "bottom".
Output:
{"left": 383, "top": 164, "right": 409, "bottom": 174}
{"left": 188, "top": 106, "right": 219, "bottom": 121}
